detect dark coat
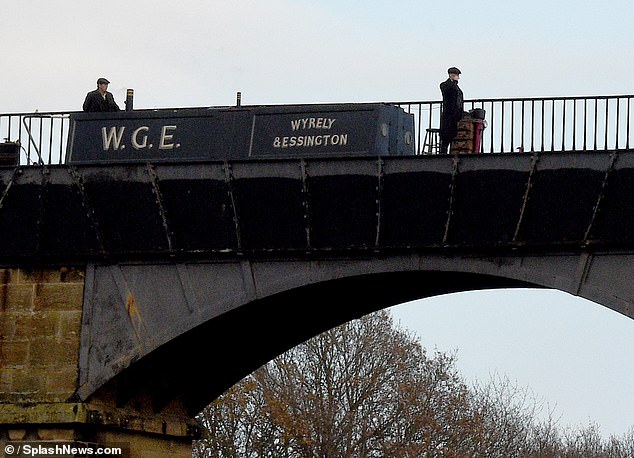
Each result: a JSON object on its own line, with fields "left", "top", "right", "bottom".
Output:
{"left": 439, "top": 78, "right": 464, "bottom": 139}
{"left": 82, "top": 89, "right": 120, "bottom": 112}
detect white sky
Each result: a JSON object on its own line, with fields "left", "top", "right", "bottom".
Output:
{"left": 3, "top": 0, "right": 633, "bottom": 439}
{"left": 391, "top": 289, "right": 634, "bottom": 438}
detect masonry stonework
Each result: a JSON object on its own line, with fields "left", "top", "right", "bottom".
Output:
{"left": 0, "top": 268, "right": 83, "bottom": 404}
{"left": 0, "top": 267, "right": 197, "bottom": 457}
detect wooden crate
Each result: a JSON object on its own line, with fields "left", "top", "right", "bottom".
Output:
{"left": 0, "top": 142, "right": 20, "bottom": 166}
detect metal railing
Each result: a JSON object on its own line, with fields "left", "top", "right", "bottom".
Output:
{"left": 0, "top": 111, "right": 70, "bottom": 165}
{"left": 1, "top": 95, "right": 633, "bottom": 165}
{"left": 396, "top": 95, "right": 634, "bottom": 154}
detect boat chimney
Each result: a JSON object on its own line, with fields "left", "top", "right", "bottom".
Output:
{"left": 125, "top": 89, "right": 134, "bottom": 111}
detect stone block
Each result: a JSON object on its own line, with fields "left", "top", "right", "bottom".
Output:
{"left": 17, "top": 267, "right": 84, "bottom": 284}
{"left": 33, "top": 284, "right": 84, "bottom": 311}
{"left": 29, "top": 339, "right": 79, "bottom": 366}
{"left": 28, "top": 311, "right": 59, "bottom": 339}
{"left": 59, "top": 267, "right": 85, "bottom": 283}
{"left": 7, "top": 429, "right": 27, "bottom": 440}
{"left": 0, "top": 341, "right": 29, "bottom": 366}
{"left": 45, "top": 367, "right": 79, "bottom": 399}
{"left": 0, "top": 312, "right": 18, "bottom": 339}
{"left": 12, "top": 312, "right": 35, "bottom": 340}
{"left": 37, "top": 427, "right": 76, "bottom": 441}
{"left": 0, "top": 269, "right": 16, "bottom": 285}
{"left": 11, "top": 371, "right": 41, "bottom": 395}
{"left": 58, "top": 311, "right": 83, "bottom": 339}
{"left": 0, "top": 284, "right": 34, "bottom": 311}
{"left": 18, "top": 268, "right": 65, "bottom": 284}
{"left": 0, "top": 369, "right": 14, "bottom": 392}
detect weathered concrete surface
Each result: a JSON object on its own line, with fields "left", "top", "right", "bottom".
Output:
{"left": 79, "top": 247, "right": 634, "bottom": 417}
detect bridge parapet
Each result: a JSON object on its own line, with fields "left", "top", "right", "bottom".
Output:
{"left": 1, "top": 94, "right": 633, "bottom": 165}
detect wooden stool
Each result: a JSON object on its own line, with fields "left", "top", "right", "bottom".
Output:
{"left": 421, "top": 128, "right": 441, "bottom": 155}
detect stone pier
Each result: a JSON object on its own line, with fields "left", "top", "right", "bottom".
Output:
{"left": 0, "top": 267, "right": 199, "bottom": 457}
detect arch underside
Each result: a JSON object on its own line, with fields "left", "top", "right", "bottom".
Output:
{"left": 79, "top": 250, "right": 633, "bottom": 416}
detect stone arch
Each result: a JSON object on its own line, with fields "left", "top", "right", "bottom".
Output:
{"left": 80, "top": 247, "right": 634, "bottom": 417}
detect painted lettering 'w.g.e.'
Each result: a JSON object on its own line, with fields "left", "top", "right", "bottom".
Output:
{"left": 101, "top": 125, "right": 180, "bottom": 151}
{"left": 102, "top": 126, "right": 125, "bottom": 150}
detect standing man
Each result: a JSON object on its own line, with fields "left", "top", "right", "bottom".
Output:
{"left": 83, "top": 77, "right": 120, "bottom": 112}
{"left": 439, "top": 67, "right": 464, "bottom": 154}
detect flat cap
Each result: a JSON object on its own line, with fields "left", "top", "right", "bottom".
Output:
{"left": 447, "top": 67, "right": 461, "bottom": 75}
{"left": 97, "top": 77, "right": 110, "bottom": 85}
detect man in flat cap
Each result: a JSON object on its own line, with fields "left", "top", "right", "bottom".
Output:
{"left": 439, "top": 67, "right": 464, "bottom": 153}
{"left": 82, "top": 77, "right": 120, "bottom": 112}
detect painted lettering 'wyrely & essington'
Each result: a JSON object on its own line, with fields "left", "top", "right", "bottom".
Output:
{"left": 99, "top": 116, "right": 348, "bottom": 152}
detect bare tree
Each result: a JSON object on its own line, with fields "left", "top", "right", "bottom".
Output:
{"left": 195, "top": 310, "right": 480, "bottom": 457}
{"left": 605, "top": 427, "right": 634, "bottom": 458}
{"left": 194, "top": 309, "right": 634, "bottom": 458}
{"left": 465, "top": 372, "right": 560, "bottom": 457}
